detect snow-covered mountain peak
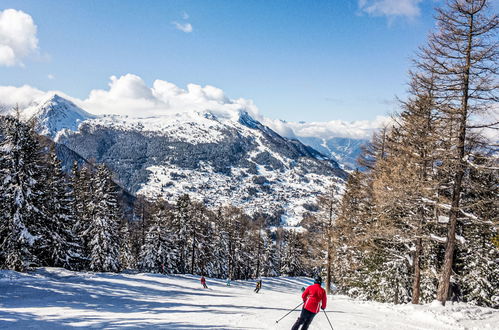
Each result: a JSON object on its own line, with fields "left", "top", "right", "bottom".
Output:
{"left": 21, "top": 94, "right": 94, "bottom": 139}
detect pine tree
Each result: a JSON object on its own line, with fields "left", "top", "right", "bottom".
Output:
{"left": 40, "top": 148, "right": 83, "bottom": 269}
{"left": 72, "top": 162, "right": 94, "bottom": 267}
{"left": 86, "top": 165, "right": 121, "bottom": 272}
{"left": 280, "top": 231, "right": 305, "bottom": 277}
{"left": 0, "top": 116, "right": 46, "bottom": 271}
{"left": 139, "top": 202, "right": 177, "bottom": 273}
{"left": 119, "top": 220, "right": 135, "bottom": 270}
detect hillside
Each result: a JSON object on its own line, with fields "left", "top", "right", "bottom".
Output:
{"left": 18, "top": 94, "right": 347, "bottom": 223}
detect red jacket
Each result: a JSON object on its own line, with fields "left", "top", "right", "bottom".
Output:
{"left": 200, "top": 277, "right": 206, "bottom": 284}
{"left": 302, "top": 283, "right": 327, "bottom": 313}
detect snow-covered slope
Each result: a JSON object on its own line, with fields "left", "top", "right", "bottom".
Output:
{"left": 20, "top": 95, "right": 346, "bottom": 224}
{"left": 296, "top": 136, "right": 367, "bottom": 170}
{"left": 1, "top": 268, "right": 497, "bottom": 329}
{"left": 21, "top": 93, "right": 94, "bottom": 139}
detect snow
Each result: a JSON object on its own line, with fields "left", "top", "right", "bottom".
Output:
{"left": 1, "top": 268, "right": 497, "bottom": 329}
{"left": 21, "top": 93, "right": 94, "bottom": 139}
{"left": 430, "top": 234, "right": 447, "bottom": 243}
{"left": 438, "top": 216, "right": 449, "bottom": 224}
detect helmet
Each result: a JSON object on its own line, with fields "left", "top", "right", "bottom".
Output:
{"left": 314, "top": 276, "right": 323, "bottom": 285}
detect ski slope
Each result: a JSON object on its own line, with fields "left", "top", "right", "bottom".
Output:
{"left": 0, "top": 268, "right": 497, "bottom": 329}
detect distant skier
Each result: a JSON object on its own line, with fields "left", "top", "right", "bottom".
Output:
{"left": 226, "top": 278, "right": 231, "bottom": 286}
{"left": 291, "top": 276, "right": 327, "bottom": 330}
{"left": 254, "top": 279, "right": 262, "bottom": 293}
{"left": 200, "top": 276, "right": 208, "bottom": 289}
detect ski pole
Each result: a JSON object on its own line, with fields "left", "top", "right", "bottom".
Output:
{"left": 322, "top": 309, "right": 334, "bottom": 330}
{"left": 275, "top": 302, "right": 303, "bottom": 324}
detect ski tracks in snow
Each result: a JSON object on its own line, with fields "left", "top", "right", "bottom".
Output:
{"left": 1, "top": 268, "right": 498, "bottom": 329}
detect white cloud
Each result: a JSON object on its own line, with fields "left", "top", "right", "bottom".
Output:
{"left": 0, "top": 9, "right": 38, "bottom": 66}
{"left": 358, "top": 0, "right": 422, "bottom": 18}
{"left": 74, "top": 74, "right": 259, "bottom": 120}
{"left": 172, "top": 21, "right": 193, "bottom": 33}
{"left": 0, "top": 74, "right": 388, "bottom": 140}
{"left": 264, "top": 116, "right": 391, "bottom": 140}
{"left": 48, "top": 74, "right": 55, "bottom": 80}
{"left": 0, "top": 84, "right": 45, "bottom": 110}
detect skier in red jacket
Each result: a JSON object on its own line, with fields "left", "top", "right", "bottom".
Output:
{"left": 200, "top": 276, "right": 208, "bottom": 289}
{"left": 291, "top": 276, "right": 327, "bottom": 330}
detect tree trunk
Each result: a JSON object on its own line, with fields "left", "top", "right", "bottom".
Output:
{"left": 411, "top": 234, "right": 422, "bottom": 304}
{"left": 436, "top": 11, "right": 473, "bottom": 306}
{"left": 326, "top": 238, "right": 332, "bottom": 294}
{"left": 325, "top": 199, "right": 334, "bottom": 294}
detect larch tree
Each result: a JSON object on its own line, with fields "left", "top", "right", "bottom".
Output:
{"left": 415, "top": 0, "right": 498, "bottom": 305}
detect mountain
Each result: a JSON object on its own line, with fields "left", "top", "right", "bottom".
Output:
{"left": 19, "top": 95, "right": 347, "bottom": 225}
{"left": 21, "top": 93, "right": 94, "bottom": 139}
{"left": 296, "top": 136, "right": 367, "bottom": 170}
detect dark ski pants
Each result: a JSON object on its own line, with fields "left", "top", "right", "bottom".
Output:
{"left": 202, "top": 283, "right": 208, "bottom": 288}
{"left": 291, "top": 308, "right": 317, "bottom": 330}
{"left": 254, "top": 288, "right": 260, "bottom": 293}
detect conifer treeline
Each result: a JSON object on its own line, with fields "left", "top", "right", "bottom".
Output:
{"left": 324, "top": 0, "right": 498, "bottom": 308}
{"left": 0, "top": 115, "right": 314, "bottom": 279}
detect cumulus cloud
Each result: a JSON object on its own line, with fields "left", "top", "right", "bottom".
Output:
{"left": 172, "top": 21, "right": 193, "bottom": 33}
{"left": 47, "top": 74, "right": 55, "bottom": 80}
{"left": 264, "top": 116, "right": 391, "bottom": 140}
{"left": 0, "top": 84, "right": 45, "bottom": 110}
{"left": 0, "top": 9, "right": 39, "bottom": 66}
{"left": 0, "top": 73, "right": 388, "bottom": 139}
{"left": 358, "top": 0, "right": 422, "bottom": 18}
{"left": 73, "top": 74, "right": 260, "bottom": 119}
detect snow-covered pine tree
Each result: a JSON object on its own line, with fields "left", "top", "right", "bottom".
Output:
{"left": 170, "top": 194, "right": 192, "bottom": 273}
{"left": 71, "top": 162, "right": 94, "bottom": 267}
{"left": 261, "top": 230, "right": 279, "bottom": 277}
{"left": 0, "top": 115, "right": 46, "bottom": 271}
{"left": 457, "top": 154, "right": 499, "bottom": 307}
{"left": 193, "top": 204, "right": 215, "bottom": 276}
{"left": 279, "top": 231, "right": 305, "bottom": 277}
{"left": 86, "top": 164, "right": 121, "bottom": 272}
{"left": 40, "top": 148, "right": 83, "bottom": 269}
{"left": 211, "top": 208, "right": 230, "bottom": 278}
{"left": 119, "top": 220, "right": 135, "bottom": 270}
{"left": 139, "top": 202, "right": 177, "bottom": 273}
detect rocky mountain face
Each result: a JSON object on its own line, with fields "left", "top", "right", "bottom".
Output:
{"left": 15, "top": 94, "right": 347, "bottom": 224}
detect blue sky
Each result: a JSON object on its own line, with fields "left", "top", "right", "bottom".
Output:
{"left": 0, "top": 0, "right": 438, "bottom": 122}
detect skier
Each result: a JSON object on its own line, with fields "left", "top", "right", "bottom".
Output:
{"left": 200, "top": 276, "right": 208, "bottom": 289}
{"left": 254, "top": 279, "right": 262, "bottom": 293}
{"left": 226, "top": 278, "right": 231, "bottom": 286}
{"left": 291, "top": 276, "right": 327, "bottom": 330}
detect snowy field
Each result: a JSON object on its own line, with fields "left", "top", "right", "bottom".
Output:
{"left": 0, "top": 268, "right": 497, "bottom": 329}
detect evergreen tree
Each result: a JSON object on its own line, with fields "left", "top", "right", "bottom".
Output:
{"left": 0, "top": 116, "right": 46, "bottom": 271}
{"left": 86, "top": 165, "right": 121, "bottom": 272}
{"left": 40, "top": 148, "right": 83, "bottom": 269}
{"left": 139, "top": 202, "right": 177, "bottom": 273}
{"left": 119, "top": 220, "right": 135, "bottom": 270}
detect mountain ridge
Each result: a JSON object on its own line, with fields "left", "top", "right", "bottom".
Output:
{"left": 13, "top": 94, "right": 347, "bottom": 224}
